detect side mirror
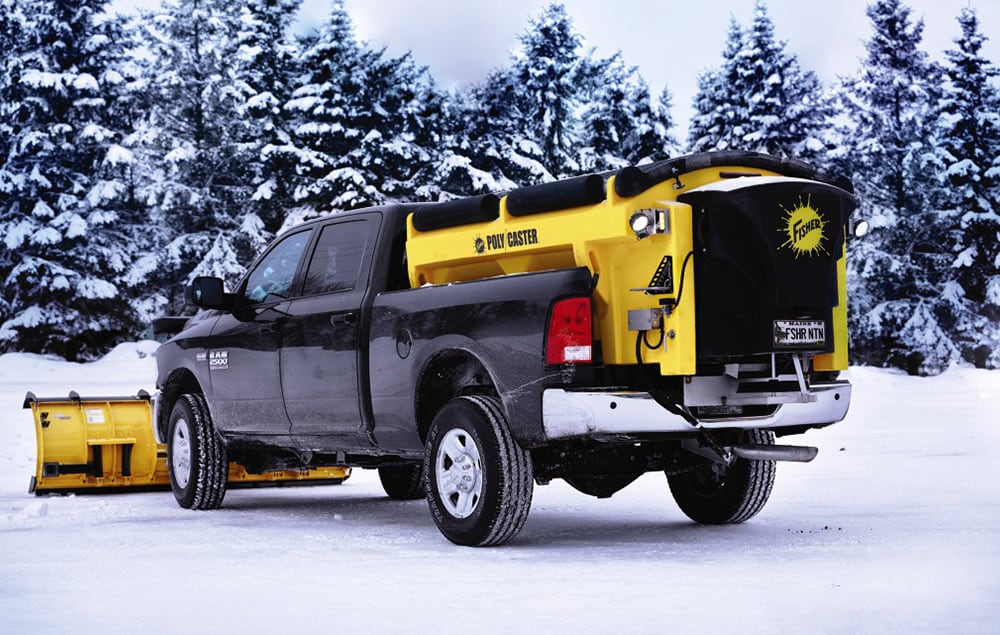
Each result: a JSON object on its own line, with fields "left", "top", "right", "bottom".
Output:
{"left": 185, "top": 276, "right": 231, "bottom": 310}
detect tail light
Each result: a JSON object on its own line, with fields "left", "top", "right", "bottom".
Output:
{"left": 546, "top": 297, "right": 593, "bottom": 364}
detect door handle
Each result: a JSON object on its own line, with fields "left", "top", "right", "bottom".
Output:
{"left": 330, "top": 312, "right": 358, "bottom": 326}
{"left": 260, "top": 317, "right": 288, "bottom": 334}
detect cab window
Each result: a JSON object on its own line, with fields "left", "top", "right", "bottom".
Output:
{"left": 302, "top": 220, "right": 369, "bottom": 296}
{"left": 243, "top": 229, "right": 313, "bottom": 304}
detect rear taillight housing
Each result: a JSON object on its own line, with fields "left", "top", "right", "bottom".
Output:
{"left": 546, "top": 297, "right": 593, "bottom": 364}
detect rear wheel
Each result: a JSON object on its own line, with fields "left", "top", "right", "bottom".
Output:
{"left": 668, "top": 429, "right": 776, "bottom": 524}
{"left": 378, "top": 463, "right": 425, "bottom": 500}
{"left": 424, "top": 395, "right": 533, "bottom": 546}
{"left": 167, "top": 394, "right": 227, "bottom": 510}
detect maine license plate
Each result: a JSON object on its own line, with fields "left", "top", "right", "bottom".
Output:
{"left": 773, "top": 320, "right": 826, "bottom": 348}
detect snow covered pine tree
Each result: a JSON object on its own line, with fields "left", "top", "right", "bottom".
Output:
{"left": 735, "top": 1, "right": 831, "bottom": 162}
{"left": 688, "top": 2, "right": 831, "bottom": 161}
{"left": 688, "top": 17, "right": 749, "bottom": 153}
{"left": 579, "top": 53, "right": 677, "bottom": 172}
{"left": 837, "top": 0, "right": 953, "bottom": 374}
{"left": 932, "top": 8, "right": 1000, "bottom": 368}
{"left": 448, "top": 2, "right": 675, "bottom": 192}
{"left": 137, "top": 0, "right": 261, "bottom": 308}
{"left": 231, "top": 0, "right": 305, "bottom": 243}
{"left": 0, "top": 0, "right": 146, "bottom": 359}
{"left": 284, "top": 0, "right": 442, "bottom": 220}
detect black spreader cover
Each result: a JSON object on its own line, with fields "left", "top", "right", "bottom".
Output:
{"left": 678, "top": 178, "right": 857, "bottom": 358}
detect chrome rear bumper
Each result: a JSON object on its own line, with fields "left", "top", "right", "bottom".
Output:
{"left": 541, "top": 380, "right": 850, "bottom": 440}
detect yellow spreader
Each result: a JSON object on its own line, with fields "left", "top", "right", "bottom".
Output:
{"left": 24, "top": 391, "right": 350, "bottom": 495}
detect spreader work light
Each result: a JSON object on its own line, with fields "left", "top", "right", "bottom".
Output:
{"left": 629, "top": 208, "right": 669, "bottom": 239}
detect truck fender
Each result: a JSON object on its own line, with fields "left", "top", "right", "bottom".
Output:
{"left": 414, "top": 348, "right": 498, "bottom": 445}
{"left": 156, "top": 368, "right": 206, "bottom": 444}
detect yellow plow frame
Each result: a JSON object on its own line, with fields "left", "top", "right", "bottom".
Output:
{"left": 24, "top": 391, "right": 349, "bottom": 495}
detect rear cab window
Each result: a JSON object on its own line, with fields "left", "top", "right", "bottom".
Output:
{"left": 301, "top": 220, "right": 372, "bottom": 297}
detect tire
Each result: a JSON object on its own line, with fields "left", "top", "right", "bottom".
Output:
{"left": 167, "top": 393, "right": 228, "bottom": 510}
{"left": 668, "top": 429, "right": 776, "bottom": 524}
{"left": 378, "top": 463, "right": 425, "bottom": 500}
{"left": 424, "top": 395, "right": 533, "bottom": 546}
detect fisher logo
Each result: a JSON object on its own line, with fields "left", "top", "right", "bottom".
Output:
{"left": 778, "top": 194, "right": 827, "bottom": 258}
{"left": 208, "top": 350, "right": 229, "bottom": 370}
{"left": 474, "top": 228, "right": 540, "bottom": 254}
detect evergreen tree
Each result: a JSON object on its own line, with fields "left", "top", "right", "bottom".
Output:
{"left": 390, "top": 70, "right": 450, "bottom": 202}
{"left": 446, "top": 2, "right": 589, "bottom": 189}
{"left": 232, "top": 0, "right": 303, "bottom": 240}
{"left": 0, "top": 0, "right": 30, "bottom": 167}
{"left": 688, "top": 17, "right": 747, "bottom": 153}
{"left": 284, "top": 0, "right": 442, "bottom": 218}
{"left": 579, "top": 57, "right": 676, "bottom": 170}
{"left": 284, "top": 2, "right": 368, "bottom": 215}
{"left": 364, "top": 49, "right": 447, "bottom": 203}
{"left": 688, "top": 3, "right": 831, "bottom": 160}
{"left": 0, "top": 0, "right": 34, "bottom": 330}
{"left": 838, "top": 0, "right": 948, "bottom": 374}
{"left": 580, "top": 54, "right": 640, "bottom": 171}
{"left": 650, "top": 85, "right": 682, "bottom": 160}
{"left": 424, "top": 85, "right": 523, "bottom": 200}
{"left": 452, "top": 2, "right": 674, "bottom": 190}
{"left": 738, "top": 2, "right": 831, "bottom": 161}
{"left": 0, "top": 0, "right": 147, "bottom": 359}
{"left": 137, "top": 0, "right": 253, "bottom": 305}
{"left": 933, "top": 8, "right": 1000, "bottom": 367}
{"left": 513, "top": 3, "right": 586, "bottom": 176}
{"left": 457, "top": 67, "right": 554, "bottom": 192}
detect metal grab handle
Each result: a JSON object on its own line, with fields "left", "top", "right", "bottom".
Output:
{"left": 330, "top": 312, "right": 358, "bottom": 326}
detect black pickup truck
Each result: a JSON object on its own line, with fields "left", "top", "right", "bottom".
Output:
{"left": 155, "top": 151, "right": 854, "bottom": 546}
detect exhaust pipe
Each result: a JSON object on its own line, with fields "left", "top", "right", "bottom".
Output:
{"left": 732, "top": 444, "right": 818, "bottom": 463}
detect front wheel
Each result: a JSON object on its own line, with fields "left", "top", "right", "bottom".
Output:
{"left": 424, "top": 395, "right": 533, "bottom": 547}
{"left": 167, "top": 393, "right": 228, "bottom": 510}
{"left": 667, "top": 429, "right": 776, "bottom": 524}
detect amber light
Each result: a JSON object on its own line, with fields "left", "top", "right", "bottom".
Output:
{"left": 546, "top": 297, "right": 593, "bottom": 364}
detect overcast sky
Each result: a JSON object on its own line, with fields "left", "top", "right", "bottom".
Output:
{"left": 117, "top": 0, "right": 999, "bottom": 138}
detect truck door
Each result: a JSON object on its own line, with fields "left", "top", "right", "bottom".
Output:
{"left": 282, "top": 216, "right": 378, "bottom": 444}
{"left": 209, "top": 228, "right": 313, "bottom": 435}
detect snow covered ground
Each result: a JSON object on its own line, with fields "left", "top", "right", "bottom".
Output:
{"left": 1, "top": 343, "right": 997, "bottom": 633}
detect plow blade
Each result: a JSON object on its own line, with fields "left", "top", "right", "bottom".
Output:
{"left": 24, "top": 391, "right": 350, "bottom": 495}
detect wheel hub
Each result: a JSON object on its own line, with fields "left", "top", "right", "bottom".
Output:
{"left": 435, "top": 429, "right": 483, "bottom": 519}
{"left": 171, "top": 417, "right": 192, "bottom": 489}
{"left": 452, "top": 454, "right": 477, "bottom": 493}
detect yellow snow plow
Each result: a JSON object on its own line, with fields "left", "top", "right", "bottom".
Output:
{"left": 24, "top": 391, "right": 350, "bottom": 495}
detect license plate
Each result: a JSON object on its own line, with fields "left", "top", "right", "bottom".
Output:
{"left": 773, "top": 320, "right": 826, "bottom": 348}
